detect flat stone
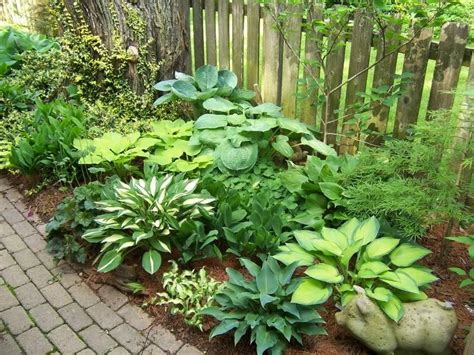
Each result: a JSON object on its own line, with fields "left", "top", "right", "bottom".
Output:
{"left": 98, "top": 284, "right": 128, "bottom": 310}
{"left": 0, "top": 332, "right": 22, "bottom": 354}
{"left": 11, "top": 220, "right": 36, "bottom": 237}
{"left": 1, "top": 234, "right": 27, "bottom": 252}
{"left": 79, "top": 324, "right": 118, "bottom": 354}
{"left": 108, "top": 347, "right": 131, "bottom": 355}
{"left": 13, "top": 248, "right": 41, "bottom": 270}
{"left": 117, "top": 303, "right": 153, "bottom": 331}
{"left": 0, "top": 197, "right": 14, "bottom": 211}
{"left": 0, "top": 250, "right": 15, "bottom": 270}
{"left": 149, "top": 325, "right": 183, "bottom": 353}
{"left": 17, "top": 327, "right": 54, "bottom": 354}
{"left": 23, "top": 233, "right": 47, "bottom": 253}
{"left": 77, "top": 349, "right": 96, "bottom": 355}
{"left": 40, "top": 282, "right": 73, "bottom": 308}
{"left": 26, "top": 264, "right": 54, "bottom": 288}
{"left": 110, "top": 323, "right": 146, "bottom": 353}
{"left": 36, "top": 249, "right": 60, "bottom": 269}
{"left": 69, "top": 282, "right": 100, "bottom": 308}
{"left": 52, "top": 264, "right": 82, "bottom": 289}
{"left": 2, "top": 209, "right": 24, "bottom": 225}
{"left": 1, "top": 264, "right": 29, "bottom": 287}
{"left": 176, "top": 344, "right": 203, "bottom": 355}
{"left": 0, "top": 222, "right": 14, "bottom": 238}
{"left": 0, "top": 285, "right": 19, "bottom": 311}
{"left": 29, "top": 303, "right": 64, "bottom": 332}
{"left": 58, "top": 302, "right": 93, "bottom": 331}
{"left": 47, "top": 324, "right": 86, "bottom": 353}
{"left": 35, "top": 223, "right": 46, "bottom": 236}
{"left": 86, "top": 302, "right": 123, "bottom": 330}
{"left": 0, "top": 306, "right": 33, "bottom": 335}
{"left": 15, "top": 282, "right": 46, "bottom": 310}
{"left": 143, "top": 344, "right": 166, "bottom": 355}
{"left": 4, "top": 189, "right": 22, "bottom": 203}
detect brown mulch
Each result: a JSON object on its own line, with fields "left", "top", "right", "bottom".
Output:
{"left": 4, "top": 172, "right": 472, "bottom": 355}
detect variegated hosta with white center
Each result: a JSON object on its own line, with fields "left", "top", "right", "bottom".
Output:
{"left": 82, "top": 174, "right": 215, "bottom": 274}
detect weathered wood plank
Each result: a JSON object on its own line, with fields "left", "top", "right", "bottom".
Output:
{"left": 217, "top": 0, "right": 230, "bottom": 69}
{"left": 339, "top": 9, "right": 373, "bottom": 154}
{"left": 180, "top": 0, "right": 192, "bottom": 73}
{"left": 192, "top": 0, "right": 205, "bottom": 70}
{"left": 232, "top": 0, "right": 244, "bottom": 85}
{"left": 427, "top": 22, "right": 469, "bottom": 116}
{"left": 365, "top": 18, "right": 402, "bottom": 146}
{"left": 393, "top": 25, "right": 433, "bottom": 138}
{"left": 262, "top": 0, "right": 281, "bottom": 104}
{"left": 321, "top": 17, "right": 347, "bottom": 146}
{"left": 280, "top": 3, "right": 303, "bottom": 118}
{"left": 301, "top": 1, "right": 324, "bottom": 126}
{"left": 205, "top": 0, "right": 217, "bottom": 66}
{"left": 246, "top": 1, "right": 260, "bottom": 90}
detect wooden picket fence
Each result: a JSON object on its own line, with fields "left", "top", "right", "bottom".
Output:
{"left": 181, "top": 0, "right": 473, "bottom": 152}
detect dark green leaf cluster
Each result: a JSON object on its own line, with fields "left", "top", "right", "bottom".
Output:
{"left": 203, "top": 257, "right": 326, "bottom": 355}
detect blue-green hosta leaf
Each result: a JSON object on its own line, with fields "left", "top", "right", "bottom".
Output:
{"left": 195, "top": 64, "right": 218, "bottom": 91}
{"left": 97, "top": 250, "right": 123, "bottom": 273}
{"left": 273, "top": 243, "right": 315, "bottom": 266}
{"left": 379, "top": 271, "right": 419, "bottom": 294}
{"left": 278, "top": 117, "right": 311, "bottom": 134}
{"left": 300, "top": 136, "right": 337, "bottom": 156}
{"left": 304, "top": 263, "right": 344, "bottom": 283}
{"left": 353, "top": 216, "right": 380, "bottom": 246}
{"left": 153, "top": 79, "right": 176, "bottom": 91}
{"left": 256, "top": 325, "right": 278, "bottom": 355}
{"left": 230, "top": 88, "right": 256, "bottom": 101}
{"left": 291, "top": 278, "right": 332, "bottom": 305}
{"left": 377, "top": 296, "right": 404, "bottom": 322}
{"left": 390, "top": 243, "right": 432, "bottom": 267}
{"left": 233, "top": 323, "right": 249, "bottom": 345}
{"left": 216, "top": 69, "right": 238, "bottom": 96}
{"left": 240, "top": 258, "right": 261, "bottom": 277}
{"left": 210, "top": 319, "right": 239, "bottom": 338}
{"left": 279, "top": 168, "right": 309, "bottom": 193}
{"left": 171, "top": 80, "right": 198, "bottom": 101}
{"left": 203, "top": 97, "right": 237, "bottom": 112}
{"left": 365, "top": 237, "right": 400, "bottom": 260}
{"left": 272, "top": 135, "right": 294, "bottom": 158}
{"left": 175, "top": 71, "right": 195, "bottom": 82}
{"left": 240, "top": 117, "right": 278, "bottom": 132}
{"left": 358, "top": 261, "right": 390, "bottom": 278}
{"left": 216, "top": 141, "right": 258, "bottom": 172}
{"left": 226, "top": 114, "right": 246, "bottom": 125}
{"left": 249, "top": 103, "right": 282, "bottom": 116}
{"left": 259, "top": 293, "right": 279, "bottom": 308}
{"left": 397, "top": 266, "right": 438, "bottom": 286}
{"left": 321, "top": 227, "right": 348, "bottom": 250}
{"left": 142, "top": 250, "right": 161, "bottom": 274}
{"left": 153, "top": 92, "right": 173, "bottom": 106}
{"left": 256, "top": 263, "right": 279, "bottom": 295}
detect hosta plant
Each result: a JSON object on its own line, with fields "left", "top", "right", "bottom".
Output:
{"left": 81, "top": 174, "right": 215, "bottom": 274}
{"left": 446, "top": 234, "right": 474, "bottom": 288}
{"left": 274, "top": 216, "right": 438, "bottom": 322}
{"left": 202, "top": 257, "right": 326, "bottom": 355}
{"left": 146, "top": 261, "right": 221, "bottom": 330}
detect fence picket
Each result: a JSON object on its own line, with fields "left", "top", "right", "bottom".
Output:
{"left": 427, "top": 22, "right": 469, "bottom": 116}
{"left": 180, "top": 0, "right": 192, "bottom": 73}
{"left": 393, "top": 25, "right": 433, "bottom": 138}
{"left": 339, "top": 9, "right": 373, "bottom": 154}
{"left": 246, "top": 1, "right": 260, "bottom": 91}
{"left": 262, "top": 1, "right": 282, "bottom": 104}
{"left": 192, "top": 0, "right": 205, "bottom": 70}
{"left": 205, "top": 0, "right": 217, "bottom": 66}
{"left": 218, "top": 0, "right": 230, "bottom": 69}
{"left": 280, "top": 3, "right": 303, "bottom": 118}
{"left": 232, "top": 0, "right": 244, "bottom": 85}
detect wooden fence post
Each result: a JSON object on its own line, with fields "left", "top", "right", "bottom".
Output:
{"left": 366, "top": 18, "right": 402, "bottom": 145}
{"left": 205, "top": 0, "right": 217, "bottom": 66}
{"left": 280, "top": 3, "right": 303, "bottom": 118}
{"left": 218, "top": 0, "right": 230, "bottom": 69}
{"left": 192, "top": 0, "right": 205, "bottom": 70}
{"left": 301, "top": 1, "right": 324, "bottom": 126}
{"left": 180, "top": 0, "right": 192, "bottom": 74}
{"left": 427, "top": 22, "right": 469, "bottom": 116}
{"left": 232, "top": 0, "right": 244, "bottom": 86}
{"left": 339, "top": 9, "right": 373, "bottom": 154}
{"left": 262, "top": 0, "right": 282, "bottom": 104}
{"left": 393, "top": 25, "right": 433, "bottom": 138}
{"left": 246, "top": 1, "right": 260, "bottom": 91}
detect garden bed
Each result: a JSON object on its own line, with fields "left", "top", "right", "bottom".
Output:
{"left": 6, "top": 172, "right": 472, "bottom": 355}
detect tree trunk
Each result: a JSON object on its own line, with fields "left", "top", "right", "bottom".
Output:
{"left": 60, "top": 0, "right": 189, "bottom": 92}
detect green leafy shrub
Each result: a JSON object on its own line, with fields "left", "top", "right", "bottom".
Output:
{"left": 447, "top": 234, "right": 474, "bottom": 288}
{"left": 275, "top": 216, "right": 437, "bottom": 322}
{"left": 341, "top": 116, "right": 468, "bottom": 239}
{"left": 9, "top": 99, "right": 86, "bottom": 182}
{"left": 203, "top": 257, "right": 326, "bottom": 355}
{"left": 147, "top": 261, "right": 221, "bottom": 330}
{"left": 82, "top": 174, "right": 215, "bottom": 274}
{"left": 0, "top": 140, "right": 12, "bottom": 169}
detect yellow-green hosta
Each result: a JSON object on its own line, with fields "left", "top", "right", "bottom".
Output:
{"left": 82, "top": 174, "right": 215, "bottom": 274}
{"left": 274, "top": 216, "right": 438, "bottom": 322}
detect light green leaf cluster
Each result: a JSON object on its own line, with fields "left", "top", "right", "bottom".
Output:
{"left": 446, "top": 235, "right": 474, "bottom": 288}
{"left": 274, "top": 216, "right": 438, "bottom": 322}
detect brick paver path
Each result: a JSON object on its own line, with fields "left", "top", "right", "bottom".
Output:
{"left": 0, "top": 177, "right": 202, "bottom": 355}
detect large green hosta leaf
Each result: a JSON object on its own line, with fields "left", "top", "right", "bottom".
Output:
{"left": 215, "top": 140, "right": 258, "bottom": 173}
{"left": 195, "top": 64, "right": 218, "bottom": 91}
